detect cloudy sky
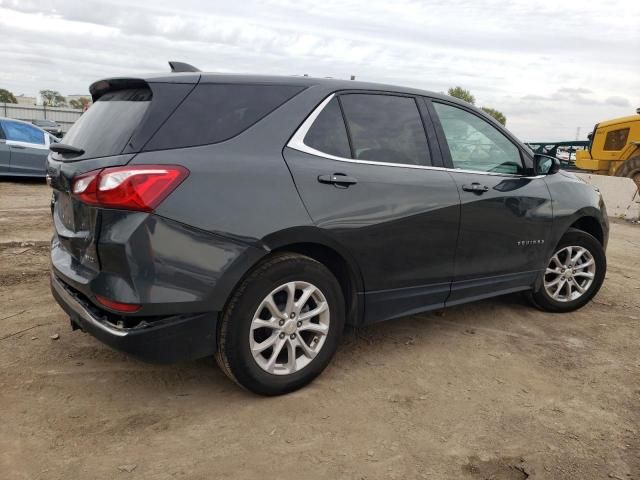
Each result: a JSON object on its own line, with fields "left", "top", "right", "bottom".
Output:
{"left": 1, "top": 0, "right": 638, "bottom": 140}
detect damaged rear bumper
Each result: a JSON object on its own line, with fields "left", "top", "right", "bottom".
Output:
{"left": 50, "top": 273, "right": 218, "bottom": 363}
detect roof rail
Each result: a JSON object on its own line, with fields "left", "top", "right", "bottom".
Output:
{"left": 168, "top": 61, "right": 201, "bottom": 73}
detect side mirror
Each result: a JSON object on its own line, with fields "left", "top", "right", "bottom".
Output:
{"left": 534, "top": 154, "right": 560, "bottom": 175}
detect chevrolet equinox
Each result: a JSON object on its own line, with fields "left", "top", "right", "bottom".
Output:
{"left": 48, "top": 64, "right": 608, "bottom": 395}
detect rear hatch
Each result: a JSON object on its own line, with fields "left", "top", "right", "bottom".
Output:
{"left": 48, "top": 77, "right": 197, "bottom": 283}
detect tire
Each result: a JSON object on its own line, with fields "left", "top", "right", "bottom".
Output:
{"left": 615, "top": 154, "right": 640, "bottom": 190}
{"left": 530, "top": 228, "right": 606, "bottom": 313}
{"left": 215, "top": 253, "right": 345, "bottom": 395}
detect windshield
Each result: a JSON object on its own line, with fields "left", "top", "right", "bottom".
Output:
{"left": 61, "top": 88, "right": 151, "bottom": 159}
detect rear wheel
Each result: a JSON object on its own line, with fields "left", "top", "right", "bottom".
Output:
{"left": 215, "top": 253, "right": 344, "bottom": 395}
{"left": 530, "top": 229, "right": 606, "bottom": 313}
{"left": 615, "top": 154, "right": 640, "bottom": 190}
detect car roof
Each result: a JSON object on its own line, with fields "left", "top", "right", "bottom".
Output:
{"left": 90, "top": 71, "right": 530, "bottom": 154}
{"left": 96, "top": 71, "right": 456, "bottom": 104}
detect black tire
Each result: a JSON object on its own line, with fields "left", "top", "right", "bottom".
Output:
{"left": 215, "top": 253, "right": 345, "bottom": 395}
{"left": 615, "top": 154, "right": 640, "bottom": 190}
{"left": 530, "top": 228, "right": 606, "bottom": 313}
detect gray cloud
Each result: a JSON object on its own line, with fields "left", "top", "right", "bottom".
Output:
{"left": 605, "top": 96, "right": 631, "bottom": 107}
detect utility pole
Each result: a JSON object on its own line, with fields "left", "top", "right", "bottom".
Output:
{"left": 575, "top": 127, "right": 581, "bottom": 140}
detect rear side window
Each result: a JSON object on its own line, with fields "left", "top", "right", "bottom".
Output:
{"left": 145, "top": 84, "right": 304, "bottom": 151}
{"left": 62, "top": 88, "right": 151, "bottom": 159}
{"left": 339, "top": 94, "right": 431, "bottom": 165}
{"left": 303, "top": 97, "right": 351, "bottom": 158}
{"left": 603, "top": 128, "right": 629, "bottom": 151}
{"left": 1, "top": 120, "right": 45, "bottom": 145}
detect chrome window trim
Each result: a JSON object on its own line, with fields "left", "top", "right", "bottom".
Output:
{"left": 287, "top": 93, "right": 544, "bottom": 179}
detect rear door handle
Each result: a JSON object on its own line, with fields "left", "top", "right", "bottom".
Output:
{"left": 462, "top": 182, "right": 489, "bottom": 193}
{"left": 318, "top": 173, "right": 358, "bottom": 187}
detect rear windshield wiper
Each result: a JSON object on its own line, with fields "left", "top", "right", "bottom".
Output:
{"left": 50, "top": 143, "right": 85, "bottom": 156}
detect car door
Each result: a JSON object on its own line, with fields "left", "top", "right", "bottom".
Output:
{"left": 284, "top": 92, "right": 460, "bottom": 323}
{"left": 428, "top": 99, "right": 553, "bottom": 305}
{"left": 0, "top": 124, "right": 10, "bottom": 175}
{"left": 1, "top": 120, "right": 49, "bottom": 176}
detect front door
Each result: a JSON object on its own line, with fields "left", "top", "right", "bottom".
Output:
{"left": 285, "top": 92, "right": 460, "bottom": 323}
{"left": 429, "top": 100, "right": 553, "bottom": 304}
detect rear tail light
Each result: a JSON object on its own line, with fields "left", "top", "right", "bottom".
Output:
{"left": 95, "top": 295, "right": 141, "bottom": 313}
{"left": 72, "top": 165, "right": 189, "bottom": 211}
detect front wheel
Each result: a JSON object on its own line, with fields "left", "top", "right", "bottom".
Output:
{"left": 530, "top": 229, "right": 606, "bottom": 313}
{"left": 215, "top": 253, "right": 345, "bottom": 395}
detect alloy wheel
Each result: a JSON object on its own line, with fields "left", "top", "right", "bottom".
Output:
{"left": 249, "top": 281, "right": 330, "bottom": 375}
{"left": 544, "top": 245, "right": 596, "bottom": 302}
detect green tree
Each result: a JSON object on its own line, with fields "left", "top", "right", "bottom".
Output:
{"left": 481, "top": 106, "right": 507, "bottom": 126}
{"left": 69, "top": 97, "right": 91, "bottom": 110}
{"left": 40, "top": 89, "right": 67, "bottom": 107}
{"left": 447, "top": 86, "right": 507, "bottom": 126}
{"left": 447, "top": 86, "right": 475, "bottom": 105}
{"left": 0, "top": 88, "right": 17, "bottom": 103}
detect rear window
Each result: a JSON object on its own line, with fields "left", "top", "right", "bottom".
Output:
{"left": 144, "top": 84, "right": 304, "bottom": 151}
{"left": 603, "top": 128, "right": 629, "bottom": 151}
{"left": 62, "top": 88, "right": 152, "bottom": 159}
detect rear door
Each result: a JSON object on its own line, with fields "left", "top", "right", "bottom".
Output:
{"left": 285, "top": 92, "right": 460, "bottom": 323}
{"left": 1, "top": 120, "right": 49, "bottom": 176}
{"left": 428, "top": 100, "right": 553, "bottom": 304}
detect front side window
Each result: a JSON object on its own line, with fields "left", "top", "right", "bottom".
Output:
{"left": 433, "top": 102, "right": 524, "bottom": 175}
{"left": 603, "top": 128, "right": 629, "bottom": 151}
{"left": 339, "top": 94, "right": 431, "bottom": 166}
{"left": 1, "top": 121, "right": 45, "bottom": 145}
{"left": 303, "top": 97, "right": 351, "bottom": 158}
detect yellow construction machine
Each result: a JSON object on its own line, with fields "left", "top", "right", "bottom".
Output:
{"left": 576, "top": 109, "right": 640, "bottom": 188}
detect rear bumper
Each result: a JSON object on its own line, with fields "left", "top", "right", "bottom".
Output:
{"left": 51, "top": 273, "right": 218, "bottom": 363}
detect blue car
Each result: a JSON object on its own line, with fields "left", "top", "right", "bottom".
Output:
{"left": 0, "top": 117, "right": 58, "bottom": 178}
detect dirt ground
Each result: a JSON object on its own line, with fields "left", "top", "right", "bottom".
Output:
{"left": 1, "top": 179, "right": 639, "bottom": 480}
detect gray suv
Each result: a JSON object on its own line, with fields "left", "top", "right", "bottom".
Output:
{"left": 48, "top": 65, "right": 608, "bottom": 395}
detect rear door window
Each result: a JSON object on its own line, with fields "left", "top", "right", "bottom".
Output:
{"left": 339, "top": 94, "right": 431, "bottom": 166}
{"left": 303, "top": 97, "right": 351, "bottom": 158}
{"left": 145, "top": 84, "right": 305, "bottom": 151}
{"left": 2, "top": 120, "right": 45, "bottom": 145}
{"left": 61, "top": 88, "right": 152, "bottom": 159}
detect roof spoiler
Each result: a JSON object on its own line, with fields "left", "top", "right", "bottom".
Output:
{"left": 169, "top": 61, "right": 201, "bottom": 73}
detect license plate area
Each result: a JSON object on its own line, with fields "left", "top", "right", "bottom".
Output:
{"left": 57, "top": 192, "right": 76, "bottom": 231}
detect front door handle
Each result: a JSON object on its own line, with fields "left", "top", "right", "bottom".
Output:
{"left": 9, "top": 145, "right": 26, "bottom": 150}
{"left": 318, "top": 173, "right": 358, "bottom": 187}
{"left": 462, "top": 182, "right": 489, "bottom": 193}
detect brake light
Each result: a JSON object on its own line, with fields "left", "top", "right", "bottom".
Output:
{"left": 71, "top": 165, "right": 189, "bottom": 211}
{"left": 95, "top": 295, "right": 141, "bottom": 313}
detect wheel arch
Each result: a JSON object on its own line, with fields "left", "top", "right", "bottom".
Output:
{"left": 261, "top": 227, "right": 365, "bottom": 327}
{"left": 569, "top": 215, "right": 604, "bottom": 245}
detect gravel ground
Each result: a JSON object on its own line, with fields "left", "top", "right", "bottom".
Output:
{"left": 1, "top": 180, "right": 639, "bottom": 480}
